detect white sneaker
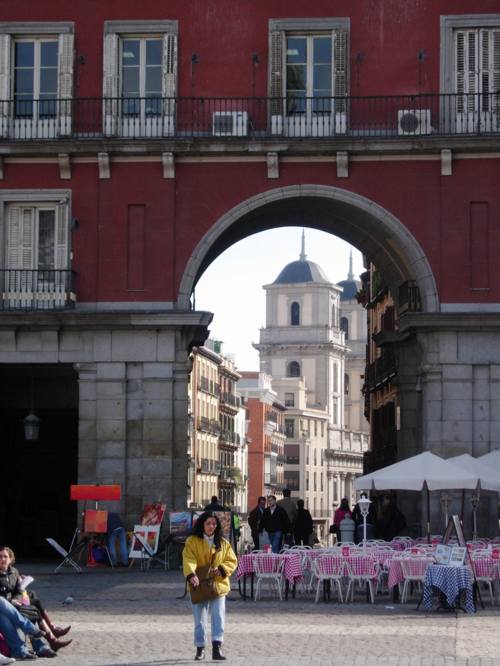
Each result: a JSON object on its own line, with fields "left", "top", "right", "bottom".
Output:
{"left": 0, "top": 654, "right": 15, "bottom": 664}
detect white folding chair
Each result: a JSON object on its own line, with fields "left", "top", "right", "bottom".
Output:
{"left": 345, "top": 556, "right": 379, "bottom": 603}
{"left": 46, "top": 537, "right": 83, "bottom": 573}
{"left": 471, "top": 554, "right": 497, "bottom": 605}
{"left": 253, "top": 554, "right": 285, "bottom": 601}
{"left": 399, "top": 556, "right": 433, "bottom": 603}
{"left": 313, "top": 556, "right": 344, "bottom": 603}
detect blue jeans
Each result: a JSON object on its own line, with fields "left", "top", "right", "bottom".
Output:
{"left": 190, "top": 595, "right": 225, "bottom": 647}
{"left": 269, "top": 530, "right": 283, "bottom": 554}
{"left": 107, "top": 527, "right": 129, "bottom": 566}
{"left": 0, "top": 596, "right": 40, "bottom": 657}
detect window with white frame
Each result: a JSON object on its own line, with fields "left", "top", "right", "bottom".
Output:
{"left": 103, "top": 21, "right": 178, "bottom": 138}
{"left": 269, "top": 18, "right": 348, "bottom": 137}
{"left": 0, "top": 22, "right": 74, "bottom": 139}
{"left": 1, "top": 191, "right": 71, "bottom": 308}
{"left": 441, "top": 16, "right": 500, "bottom": 134}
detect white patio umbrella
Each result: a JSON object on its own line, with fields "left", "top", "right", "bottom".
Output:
{"left": 354, "top": 451, "right": 479, "bottom": 540}
{"left": 447, "top": 454, "right": 500, "bottom": 493}
{"left": 354, "top": 451, "right": 478, "bottom": 492}
{"left": 478, "top": 449, "right": 500, "bottom": 471}
{"left": 447, "top": 453, "right": 500, "bottom": 538}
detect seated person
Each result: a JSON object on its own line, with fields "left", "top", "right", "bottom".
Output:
{"left": 0, "top": 546, "right": 71, "bottom": 657}
{"left": 107, "top": 513, "right": 129, "bottom": 567}
{"left": 0, "top": 595, "right": 45, "bottom": 660}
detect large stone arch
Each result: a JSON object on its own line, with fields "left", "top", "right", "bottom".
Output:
{"left": 177, "top": 184, "right": 439, "bottom": 313}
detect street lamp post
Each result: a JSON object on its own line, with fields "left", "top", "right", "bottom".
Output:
{"left": 357, "top": 494, "right": 372, "bottom": 548}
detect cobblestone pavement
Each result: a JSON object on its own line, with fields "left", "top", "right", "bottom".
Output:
{"left": 10, "top": 562, "right": 500, "bottom": 666}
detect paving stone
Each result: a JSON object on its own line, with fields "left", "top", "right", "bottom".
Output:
{"left": 17, "top": 563, "right": 500, "bottom": 666}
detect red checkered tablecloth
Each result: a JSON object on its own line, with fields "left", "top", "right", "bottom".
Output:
{"left": 387, "top": 556, "right": 434, "bottom": 588}
{"left": 472, "top": 557, "right": 500, "bottom": 579}
{"left": 236, "top": 553, "right": 302, "bottom": 584}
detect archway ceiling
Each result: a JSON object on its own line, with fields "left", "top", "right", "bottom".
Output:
{"left": 194, "top": 196, "right": 411, "bottom": 292}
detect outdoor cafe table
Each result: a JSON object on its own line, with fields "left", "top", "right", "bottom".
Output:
{"left": 422, "top": 564, "right": 475, "bottom": 613}
{"left": 236, "top": 552, "right": 302, "bottom": 600}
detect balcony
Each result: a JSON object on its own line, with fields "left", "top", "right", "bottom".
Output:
{"left": 219, "top": 430, "right": 240, "bottom": 447}
{"left": 1, "top": 94, "right": 499, "bottom": 143}
{"left": 220, "top": 392, "right": 240, "bottom": 408}
{"left": 364, "top": 350, "right": 398, "bottom": 392}
{"left": 398, "top": 281, "right": 422, "bottom": 315}
{"left": 0, "top": 269, "right": 76, "bottom": 311}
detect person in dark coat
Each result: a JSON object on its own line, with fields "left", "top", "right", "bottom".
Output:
{"left": 259, "top": 495, "right": 290, "bottom": 553}
{"left": 247, "top": 496, "right": 266, "bottom": 550}
{"left": 204, "top": 496, "right": 225, "bottom": 511}
{"left": 377, "top": 495, "right": 407, "bottom": 541}
{"left": 293, "top": 500, "right": 313, "bottom": 546}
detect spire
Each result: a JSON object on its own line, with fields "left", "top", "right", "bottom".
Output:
{"left": 347, "top": 249, "right": 354, "bottom": 280}
{"left": 299, "top": 229, "right": 307, "bottom": 261}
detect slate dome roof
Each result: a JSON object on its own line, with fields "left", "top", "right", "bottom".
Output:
{"left": 337, "top": 278, "right": 360, "bottom": 301}
{"left": 273, "top": 258, "right": 330, "bottom": 285}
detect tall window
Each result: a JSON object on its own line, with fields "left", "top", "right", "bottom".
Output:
{"left": 286, "top": 35, "right": 332, "bottom": 115}
{"left": 287, "top": 361, "right": 301, "bottom": 377}
{"left": 121, "top": 38, "right": 163, "bottom": 118}
{"left": 284, "top": 392, "right": 295, "bottom": 407}
{"left": 5, "top": 203, "right": 68, "bottom": 271}
{"left": 14, "top": 39, "right": 58, "bottom": 118}
{"left": 340, "top": 316, "right": 349, "bottom": 339}
{"left": 0, "top": 24, "right": 74, "bottom": 139}
{"left": 344, "top": 373, "right": 350, "bottom": 395}
{"left": 290, "top": 301, "right": 300, "bottom": 325}
{"left": 285, "top": 418, "right": 295, "bottom": 438}
{"left": 455, "top": 29, "right": 500, "bottom": 130}
{"left": 103, "top": 21, "right": 177, "bottom": 137}
{"left": 269, "top": 19, "right": 348, "bottom": 137}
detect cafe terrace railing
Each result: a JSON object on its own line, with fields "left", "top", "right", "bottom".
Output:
{"left": 1, "top": 93, "right": 499, "bottom": 141}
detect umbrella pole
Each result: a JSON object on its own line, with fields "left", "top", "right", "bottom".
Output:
{"left": 460, "top": 489, "right": 465, "bottom": 522}
{"left": 426, "top": 484, "right": 431, "bottom": 544}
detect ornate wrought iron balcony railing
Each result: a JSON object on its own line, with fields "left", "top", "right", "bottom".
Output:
{"left": 1, "top": 93, "right": 499, "bottom": 141}
{"left": 0, "top": 269, "right": 76, "bottom": 310}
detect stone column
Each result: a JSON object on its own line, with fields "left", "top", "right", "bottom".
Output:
{"left": 75, "top": 362, "right": 98, "bottom": 483}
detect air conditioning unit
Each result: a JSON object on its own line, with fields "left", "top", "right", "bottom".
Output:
{"left": 397, "top": 109, "right": 431, "bottom": 136}
{"left": 212, "top": 111, "right": 248, "bottom": 137}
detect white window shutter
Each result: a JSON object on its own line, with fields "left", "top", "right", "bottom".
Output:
{"left": 103, "top": 32, "right": 119, "bottom": 136}
{"left": 270, "top": 30, "right": 284, "bottom": 117}
{"left": 21, "top": 208, "right": 34, "bottom": 269}
{"left": 493, "top": 31, "right": 500, "bottom": 115}
{"left": 56, "top": 203, "right": 69, "bottom": 270}
{"left": 162, "top": 32, "right": 177, "bottom": 135}
{"left": 333, "top": 30, "right": 347, "bottom": 112}
{"left": 6, "top": 205, "right": 22, "bottom": 268}
{"left": 0, "top": 33, "right": 11, "bottom": 138}
{"left": 58, "top": 32, "right": 74, "bottom": 136}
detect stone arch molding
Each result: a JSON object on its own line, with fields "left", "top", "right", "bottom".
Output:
{"left": 177, "top": 185, "right": 439, "bottom": 313}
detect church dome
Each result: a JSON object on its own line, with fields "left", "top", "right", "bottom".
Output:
{"left": 337, "top": 278, "right": 360, "bottom": 301}
{"left": 273, "top": 259, "right": 330, "bottom": 285}
{"left": 272, "top": 231, "right": 331, "bottom": 285}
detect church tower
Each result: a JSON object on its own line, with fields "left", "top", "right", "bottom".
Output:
{"left": 254, "top": 233, "right": 367, "bottom": 535}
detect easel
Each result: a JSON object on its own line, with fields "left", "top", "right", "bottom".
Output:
{"left": 47, "top": 484, "right": 122, "bottom": 572}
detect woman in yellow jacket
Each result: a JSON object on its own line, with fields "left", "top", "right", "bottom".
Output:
{"left": 183, "top": 512, "right": 237, "bottom": 661}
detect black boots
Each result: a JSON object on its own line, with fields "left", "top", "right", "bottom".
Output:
{"left": 212, "top": 642, "right": 226, "bottom": 661}
{"left": 194, "top": 647, "right": 205, "bottom": 660}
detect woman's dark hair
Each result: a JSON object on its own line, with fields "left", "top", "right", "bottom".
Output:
{"left": 340, "top": 498, "right": 350, "bottom": 511}
{"left": 192, "top": 512, "right": 223, "bottom": 550}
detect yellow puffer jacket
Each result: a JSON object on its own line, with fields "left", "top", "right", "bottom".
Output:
{"left": 183, "top": 535, "right": 238, "bottom": 597}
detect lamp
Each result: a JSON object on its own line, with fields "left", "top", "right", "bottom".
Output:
{"left": 440, "top": 492, "right": 450, "bottom": 527}
{"left": 357, "top": 493, "right": 371, "bottom": 547}
{"left": 470, "top": 488, "right": 481, "bottom": 541}
{"left": 23, "top": 376, "right": 40, "bottom": 441}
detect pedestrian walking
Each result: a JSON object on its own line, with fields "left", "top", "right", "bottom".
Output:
{"left": 293, "top": 499, "right": 313, "bottom": 546}
{"left": 183, "top": 512, "right": 237, "bottom": 661}
{"left": 259, "top": 495, "right": 290, "bottom": 553}
{"left": 248, "top": 496, "right": 266, "bottom": 550}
